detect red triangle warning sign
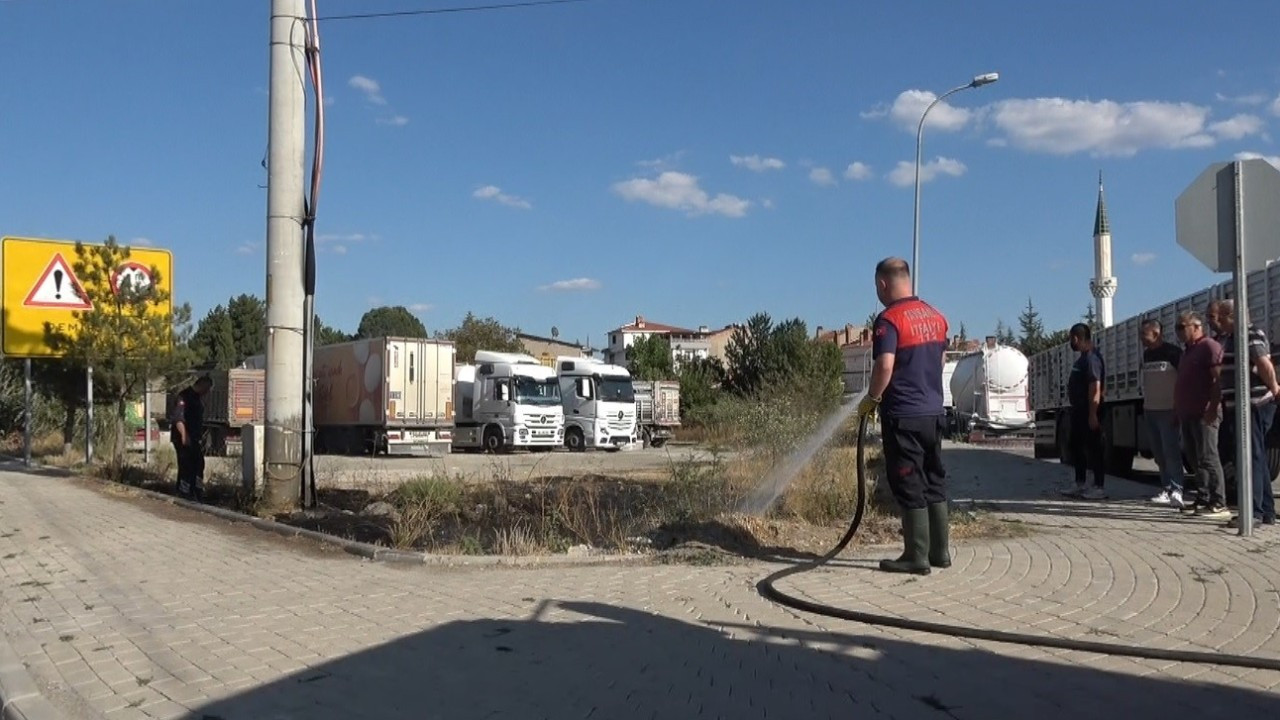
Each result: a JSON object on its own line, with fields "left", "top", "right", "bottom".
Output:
{"left": 23, "top": 253, "right": 93, "bottom": 309}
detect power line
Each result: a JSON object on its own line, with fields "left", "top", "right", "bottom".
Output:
{"left": 316, "top": 0, "right": 602, "bottom": 22}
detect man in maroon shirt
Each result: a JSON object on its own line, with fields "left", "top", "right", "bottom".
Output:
{"left": 1173, "top": 310, "right": 1228, "bottom": 517}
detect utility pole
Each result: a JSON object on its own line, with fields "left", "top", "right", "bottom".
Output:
{"left": 264, "top": 0, "right": 307, "bottom": 512}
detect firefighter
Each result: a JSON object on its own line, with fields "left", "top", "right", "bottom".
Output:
{"left": 858, "top": 257, "right": 950, "bottom": 575}
{"left": 170, "top": 375, "right": 213, "bottom": 501}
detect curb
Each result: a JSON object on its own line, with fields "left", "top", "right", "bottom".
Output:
{"left": 0, "top": 456, "right": 650, "bottom": 569}
{"left": 1, "top": 633, "right": 64, "bottom": 720}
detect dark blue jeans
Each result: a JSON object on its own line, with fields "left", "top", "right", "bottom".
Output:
{"left": 1220, "top": 402, "right": 1277, "bottom": 521}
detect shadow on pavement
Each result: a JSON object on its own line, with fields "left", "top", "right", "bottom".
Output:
{"left": 190, "top": 600, "right": 1278, "bottom": 720}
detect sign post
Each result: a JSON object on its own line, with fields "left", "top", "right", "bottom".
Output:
{"left": 1176, "top": 158, "right": 1280, "bottom": 537}
{"left": 23, "top": 358, "right": 32, "bottom": 467}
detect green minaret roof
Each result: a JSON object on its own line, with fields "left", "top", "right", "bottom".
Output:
{"left": 1093, "top": 171, "right": 1110, "bottom": 236}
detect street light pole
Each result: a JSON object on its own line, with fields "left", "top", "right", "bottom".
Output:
{"left": 911, "top": 72, "right": 999, "bottom": 295}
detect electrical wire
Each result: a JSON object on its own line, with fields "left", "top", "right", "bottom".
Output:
{"left": 316, "top": 0, "right": 599, "bottom": 22}
{"left": 300, "top": 0, "right": 325, "bottom": 507}
{"left": 756, "top": 413, "right": 1280, "bottom": 672}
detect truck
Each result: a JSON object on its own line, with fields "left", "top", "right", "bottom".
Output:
{"left": 556, "top": 355, "right": 637, "bottom": 451}
{"left": 632, "top": 379, "right": 680, "bottom": 448}
{"left": 451, "top": 350, "right": 564, "bottom": 452}
{"left": 164, "top": 368, "right": 265, "bottom": 456}
{"left": 949, "top": 338, "right": 1034, "bottom": 436}
{"left": 1029, "top": 261, "right": 1280, "bottom": 483}
{"left": 310, "top": 337, "right": 457, "bottom": 456}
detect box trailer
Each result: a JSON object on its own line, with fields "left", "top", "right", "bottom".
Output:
{"left": 312, "top": 337, "right": 456, "bottom": 455}
{"left": 632, "top": 380, "right": 679, "bottom": 448}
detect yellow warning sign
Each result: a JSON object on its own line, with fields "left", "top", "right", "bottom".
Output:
{"left": 1, "top": 236, "right": 174, "bottom": 358}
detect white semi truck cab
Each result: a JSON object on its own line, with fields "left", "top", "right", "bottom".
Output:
{"left": 556, "top": 355, "right": 637, "bottom": 451}
{"left": 452, "top": 350, "right": 564, "bottom": 452}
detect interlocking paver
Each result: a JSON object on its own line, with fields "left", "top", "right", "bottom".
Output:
{"left": 3, "top": 448, "right": 1280, "bottom": 719}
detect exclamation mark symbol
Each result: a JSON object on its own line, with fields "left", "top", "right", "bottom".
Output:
{"left": 53, "top": 269, "right": 63, "bottom": 300}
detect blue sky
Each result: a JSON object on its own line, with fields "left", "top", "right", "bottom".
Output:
{"left": 3, "top": 0, "right": 1280, "bottom": 351}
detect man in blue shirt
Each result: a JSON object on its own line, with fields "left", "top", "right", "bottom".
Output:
{"left": 1062, "top": 323, "right": 1107, "bottom": 499}
{"left": 858, "top": 257, "right": 950, "bottom": 575}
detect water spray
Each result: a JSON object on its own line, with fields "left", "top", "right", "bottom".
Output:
{"left": 756, "top": 412, "right": 1280, "bottom": 671}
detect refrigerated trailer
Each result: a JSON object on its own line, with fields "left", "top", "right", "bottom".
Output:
{"left": 310, "top": 337, "right": 457, "bottom": 456}
{"left": 1029, "top": 261, "right": 1280, "bottom": 483}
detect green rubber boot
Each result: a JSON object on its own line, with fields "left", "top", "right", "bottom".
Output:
{"left": 879, "top": 507, "right": 931, "bottom": 575}
{"left": 927, "top": 502, "right": 951, "bottom": 568}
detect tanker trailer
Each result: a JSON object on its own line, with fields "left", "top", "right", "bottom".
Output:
{"left": 949, "top": 338, "right": 1035, "bottom": 435}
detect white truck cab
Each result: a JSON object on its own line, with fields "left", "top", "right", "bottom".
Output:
{"left": 452, "top": 350, "right": 564, "bottom": 452}
{"left": 556, "top": 355, "right": 637, "bottom": 451}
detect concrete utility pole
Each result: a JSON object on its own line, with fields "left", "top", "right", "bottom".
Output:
{"left": 263, "top": 0, "right": 307, "bottom": 512}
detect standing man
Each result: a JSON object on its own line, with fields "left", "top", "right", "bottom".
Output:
{"left": 170, "top": 375, "right": 213, "bottom": 501}
{"left": 1174, "top": 310, "right": 1228, "bottom": 517}
{"left": 1140, "top": 318, "right": 1184, "bottom": 507}
{"left": 1207, "top": 299, "right": 1278, "bottom": 526}
{"left": 858, "top": 257, "right": 950, "bottom": 575}
{"left": 1061, "top": 323, "right": 1107, "bottom": 499}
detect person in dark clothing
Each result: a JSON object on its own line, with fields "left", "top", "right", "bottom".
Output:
{"left": 1062, "top": 323, "right": 1107, "bottom": 499}
{"left": 858, "top": 257, "right": 950, "bottom": 575}
{"left": 1173, "top": 310, "right": 1228, "bottom": 517}
{"left": 1140, "top": 318, "right": 1184, "bottom": 506}
{"left": 170, "top": 375, "right": 213, "bottom": 501}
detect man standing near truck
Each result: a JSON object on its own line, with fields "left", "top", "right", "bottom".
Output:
{"left": 1173, "top": 311, "right": 1228, "bottom": 518}
{"left": 859, "top": 257, "right": 951, "bottom": 575}
{"left": 1207, "top": 299, "right": 1278, "bottom": 526}
{"left": 170, "top": 375, "right": 213, "bottom": 501}
{"left": 1140, "top": 318, "right": 1184, "bottom": 507}
{"left": 1061, "top": 323, "right": 1107, "bottom": 499}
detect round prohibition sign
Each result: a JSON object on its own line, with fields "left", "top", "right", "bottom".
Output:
{"left": 111, "top": 261, "right": 153, "bottom": 295}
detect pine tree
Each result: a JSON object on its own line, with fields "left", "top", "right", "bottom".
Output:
{"left": 1018, "top": 297, "right": 1046, "bottom": 355}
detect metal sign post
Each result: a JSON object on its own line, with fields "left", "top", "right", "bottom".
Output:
{"left": 23, "top": 358, "right": 32, "bottom": 467}
{"left": 1230, "top": 162, "right": 1253, "bottom": 538}
{"left": 86, "top": 366, "right": 94, "bottom": 465}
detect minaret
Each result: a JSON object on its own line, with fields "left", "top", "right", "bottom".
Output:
{"left": 1089, "top": 172, "right": 1117, "bottom": 328}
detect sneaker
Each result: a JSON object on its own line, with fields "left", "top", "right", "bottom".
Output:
{"left": 1060, "top": 484, "right": 1085, "bottom": 498}
{"left": 1224, "top": 515, "right": 1265, "bottom": 528}
{"left": 1196, "top": 503, "right": 1232, "bottom": 519}
{"left": 1264, "top": 516, "right": 1276, "bottom": 525}
{"left": 1151, "top": 490, "right": 1172, "bottom": 504}
{"left": 1082, "top": 486, "right": 1108, "bottom": 500}
{"left": 1169, "top": 490, "right": 1185, "bottom": 509}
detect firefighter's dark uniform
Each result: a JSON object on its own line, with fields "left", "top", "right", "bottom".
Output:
{"left": 170, "top": 385, "right": 205, "bottom": 500}
{"left": 872, "top": 295, "right": 950, "bottom": 574}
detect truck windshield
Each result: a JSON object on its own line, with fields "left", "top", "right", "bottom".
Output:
{"left": 596, "top": 376, "right": 635, "bottom": 403}
{"left": 513, "top": 377, "right": 561, "bottom": 405}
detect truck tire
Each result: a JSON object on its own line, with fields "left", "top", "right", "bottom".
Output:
{"left": 1056, "top": 416, "right": 1073, "bottom": 467}
{"left": 650, "top": 438, "right": 667, "bottom": 449}
{"left": 483, "top": 426, "right": 504, "bottom": 454}
{"left": 565, "top": 427, "right": 585, "bottom": 452}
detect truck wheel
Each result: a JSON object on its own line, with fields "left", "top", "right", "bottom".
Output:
{"left": 483, "top": 426, "right": 504, "bottom": 454}
{"left": 1270, "top": 447, "right": 1280, "bottom": 483}
{"left": 566, "top": 427, "right": 585, "bottom": 452}
{"left": 1057, "top": 417, "right": 1074, "bottom": 467}
{"left": 650, "top": 438, "right": 667, "bottom": 449}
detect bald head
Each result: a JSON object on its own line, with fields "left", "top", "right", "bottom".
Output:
{"left": 874, "top": 256, "right": 913, "bottom": 306}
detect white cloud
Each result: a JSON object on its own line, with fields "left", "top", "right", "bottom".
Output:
{"left": 612, "top": 171, "right": 750, "bottom": 218}
{"left": 809, "top": 167, "right": 836, "bottom": 186}
{"left": 887, "top": 157, "right": 966, "bottom": 187}
{"left": 638, "top": 150, "right": 685, "bottom": 171}
{"left": 538, "top": 277, "right": 601, "bottom": 292}
{"left": 129, "top": 237, "right": 154, "bottom": 247}
{"left": 331, "top": 245, "right": 348, "bottom": 255}
{"left": 317, "top": 233, "right": 375, "bottom": 254}
{"left": 1209, "top": 113, "right": 1264, "bottom": 140}
{"left": 377, "top": 115, "right": 409, "bottom": 127}
{"left": 1235, "top": 151, "right": 1280, "bottom": 170}
{"left": 882, "top": 89, "right": 974, "bottom": 132}
{"left": 761, "top": 198, "right": 775, "bottom": 209}
{"left": 349, "top": 75, "right": 386, "bottom": 105}
{"left": 1216, "top": 92, "right": 1269, "bottom": 106}
{"left": 844, "top": 162, "right": 872, "bottom": 181}
{"left": 1131, "top": 252, "right": 1157, "bottom": 266}
{"left": 235, "top": 242, "right": 257, "bottom": 255}
{"left": 1271, "top": 94, "right": 1280, "bottom": 118}
{"left": 408, "top": 303, "right": 433, "bottom": 313}
{"left": 472, "top": 184, "right": 532, "bottom": 210}
{"left": 989, "top": 98, "right": 1215, "bottom": 156}
{"left": 730, "top": 154, "right": 785, "bottom": 172}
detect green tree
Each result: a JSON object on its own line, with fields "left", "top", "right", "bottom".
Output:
{"left": 356, "top": 306, "right": 428, "bottom": 340}
{"left": 437, "top": 311, "right": 524, "bottom": 363}
{"left": 313, "top": 314, "right": 350, "bottom": 346}
{"left": 723, "top": 312, "right": 843, "bottom": 406}
{"left": 43, "top": 236, "right": 194, "bottom": 461}
{"left": 993, "top": 320, "right": 1017, "bottom": 346}
{"left": 627, "top": 334, "right": 674, "bottom": 380}
{"left": 189, "top": 305, "right": 238, "bottom": 368}
{"left": 678, "top": 356, "right": 724, "bottom": 419}
{"left": 1017, "top": 297, "right": 1046, "bottom": 354}
{"left": 1083, "top": 302, "right": 1102, "bottom": 332}
{"left": 956, "top": 321, "right": 968, "bottom": 346}
{"left": 29, "top": 358, "right": 88, "bottom": 454}
{"left": 227, "top": 293, "right": 266, "bottom": 360}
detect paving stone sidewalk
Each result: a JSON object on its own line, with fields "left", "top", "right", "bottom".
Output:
{"left": 2, "top": 445, "right": 1279, "bottom": 720}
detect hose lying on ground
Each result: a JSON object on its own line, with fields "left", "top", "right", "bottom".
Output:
{"left": 756, "top": 413, "right": 1280, "bottom": 672}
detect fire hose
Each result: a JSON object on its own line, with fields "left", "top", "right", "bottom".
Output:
{"left": 756, "top": 412, "right": 1280, "bottom": 671}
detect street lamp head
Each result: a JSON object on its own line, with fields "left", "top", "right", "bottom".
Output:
{"left": 970, "top": 72, "right": 1000, "bottom": 88}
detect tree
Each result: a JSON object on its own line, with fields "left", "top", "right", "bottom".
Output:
{"left": 189, "top": 305, "right": 238, "bottom": 369}
{"left": 723, "top": 312, "right": 843, "bottom": 405}
{"left": 956, "top": 322, "right": 968, "bottom": 345}
{"left": 1083, "top": 303, "right": 1102, "bottom": 332}
{"left": 993, "top": 320, "right": 1017, "bottom": 346}
{"left": 1017, "top": 297, "right": 1046, "bottom": 354}
{"left": 29, "top": 358, "right": 88, "bottom": 454}
{"left": 438, "top": 312, "right": 524, "bottom": 363}
{"left": 43, "top": 236, "right": 194, "bottom": 461}
{"left": 551, "top": 326, "right": 560, "bottom": 340}
{"left": 226, "top": 293, "right": 266, "bottom": 359}
{"left": 678, "top": 356, "right": 724, "bottom": 419}
{"left": 627, "top": 334, "right": 674, "bottom": 380}
{"left": 356, "top": 306, "right": 427, "bottom": 340}
{"left": 313, "top": 315, "right": 349, "bottom": 346}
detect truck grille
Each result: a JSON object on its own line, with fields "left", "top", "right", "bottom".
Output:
{"left": 607, "top": 410, "right": 635, "bottom": 433}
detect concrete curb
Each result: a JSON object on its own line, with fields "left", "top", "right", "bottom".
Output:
{"left": 1, "top": 633, "right": 64, "bottom": 720}
{"left": 1, "top": 456, "right": 651, "bottom": 568}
